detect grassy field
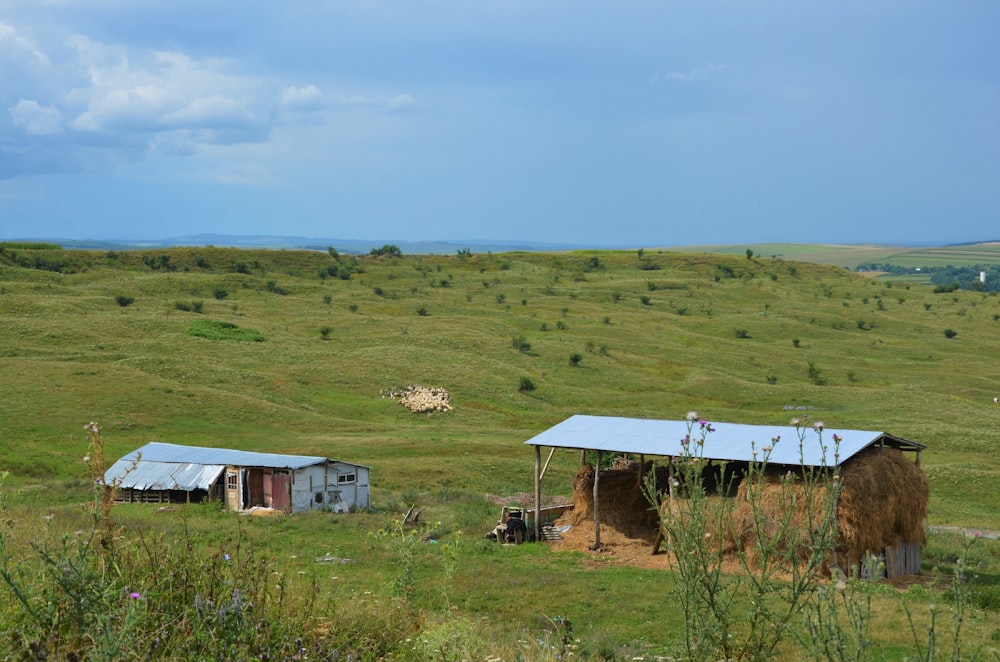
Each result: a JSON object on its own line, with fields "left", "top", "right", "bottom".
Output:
{"left": 2, "top": 245, "right": 1000, "bottom": 658}
{"left": 671, "top": 241, "right": 1000, "bottom": 271}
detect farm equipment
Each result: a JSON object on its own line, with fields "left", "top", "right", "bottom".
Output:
{"left": 486, "top": 503, "right": 574, "bottom": 543}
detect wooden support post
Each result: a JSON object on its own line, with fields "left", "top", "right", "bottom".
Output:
{"left": 534, "top": 444, "right": 542, "bottom": 543}
{"left": 636, "top": 454, "right": 645, "bottom": 487}
{"left": 591, "top": 451, "right": 602, "bottom": 550}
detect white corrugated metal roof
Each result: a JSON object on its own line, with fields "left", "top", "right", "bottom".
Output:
{"left": 524, "top": 415, "right": 924, "bottom": 467}
{"left": 104, "top": 442, "right": 348, "bottom": 492}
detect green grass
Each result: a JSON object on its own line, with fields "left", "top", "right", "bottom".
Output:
{"left": 3, "top": 246, "right": 1000, "bottom": 657}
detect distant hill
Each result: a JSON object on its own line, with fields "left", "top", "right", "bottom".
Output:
{"left": 9, "top": 234, "right": 595, "bottom": 255}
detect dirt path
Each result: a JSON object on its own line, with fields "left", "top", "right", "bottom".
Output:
{"left": 928, "top": 526, "right": 999, "bottom": 540}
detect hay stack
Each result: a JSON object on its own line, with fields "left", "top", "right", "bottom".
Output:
{"left": 563, "top": 449, "right": 928, "bottom": 577}
{"left": 726, "top": 447, "right": 928, "bottom": 572}
{"left": 563, "top": 462, "right": 665, "bottom": 539}
{"left": 836, "top": 447, "right": 928, "bottom": 568}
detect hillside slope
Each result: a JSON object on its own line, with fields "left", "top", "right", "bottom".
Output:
{"left": 1, "top": 247, "right": 998, "bottom": 525}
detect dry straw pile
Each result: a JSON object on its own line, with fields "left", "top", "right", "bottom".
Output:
{"left": 554, "top": 448, "right": 929, "bottom": 574}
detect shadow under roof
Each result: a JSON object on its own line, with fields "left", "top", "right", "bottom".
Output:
{"left": 524, "top": 415, "right": 924, "bottom": 467}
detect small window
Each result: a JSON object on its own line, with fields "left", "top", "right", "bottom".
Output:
{"left": 314, "top": 492, "right": 324, "bottom": 504}
{"left": 226, "top": 473, "right": 238, "bottom": 491}
{"left": 337, "top": 473, "right": 355, "bottom": 484}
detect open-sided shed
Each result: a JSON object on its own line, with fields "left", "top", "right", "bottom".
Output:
{"left": 524, "top": 415, "right": 928, "bottom": 578}
{"left": 105, "top": 442, "right": 370, "bottom": 514}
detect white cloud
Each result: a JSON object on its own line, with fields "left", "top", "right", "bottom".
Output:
{"left": 9, "top": 99, "right": 63, "bottom": 134}
{"left": 162, "top": 95, "right": 257, "bottom": 127}
{"left": 386, "top": 93, "right": 415, "bottom": 111}
{"left": 65, "top": 36, "right": 265, "bottom": 141}
{"left": 0, "top": 21, "right": 49, "bottom": 66}
{"left": 281, "top": 85, "right": 324, "bottom": 111}
{"left": 660, "top": 63, "right": 728, "bottom": 82}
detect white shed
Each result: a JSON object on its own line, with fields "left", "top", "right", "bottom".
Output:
{"left": 105, "top": 442, "right": 370, "bottom": 514}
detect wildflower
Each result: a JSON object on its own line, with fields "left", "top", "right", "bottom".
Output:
{"left": 832, "top": 433, "right": 842, "bottom": 443}
{"left": 812, "top": 421, "right": 824, "bottom": 431}
{"left": 699, "top": 419, "right": 708, "bottom": 427}
{"left": 82, "top": 454, "right": 90, "bottom": 463}
{"left": 762, "top": 446, "right": 772, "bottom": 453}
{"left": 129, "top": 591, "right": 141, "bottom": 599}
{"left": 790, "top": 417, "right": 801, "bottom": 427}
{"left": 685, "top": 411, "right": 698, "bottom": 421}
{"left": 223, "top": 553, "right": 230, "bottom": 561}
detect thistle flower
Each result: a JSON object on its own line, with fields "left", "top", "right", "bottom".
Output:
{"left": 129, "top": 591, "right": 141, "bottom": 599}
{"left": 812, "top": 421, "right": 824, "bottom": 431}
{"left": 790, "top": 417, "right": 801, "bottom": 427}
{"left": 685, "top": 411, "right": 698, "bottom": 421}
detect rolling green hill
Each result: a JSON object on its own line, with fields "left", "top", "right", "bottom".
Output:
{"left": 1, "top": 245, "right": 998, "bottom": 526}
{"left": 3, "top": 245, "right": 1000, "bottom": 659}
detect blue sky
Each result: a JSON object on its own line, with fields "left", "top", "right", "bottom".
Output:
{"left": 1, "top": 1, "right": 997, "bottom": 247}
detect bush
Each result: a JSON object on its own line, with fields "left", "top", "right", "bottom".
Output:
{"left": 213, "top": 288, "right": 228, "bottom": 300}
{"left": 944, "top": 328, "right": 958, "bottom": 339}
{"left": 569, "top": 353, "right": 583, "bottom": 367}
{"left": 734, "top": 328, "right": 750, "bottom": 339}
{"left": 320, "top": 326, "right": 333, "bottom": 340}
{"left": 518, "top": 376, "right": 536, "bottom": 392}
{"left": 265, "top": 280, "right": 288, "bottom": 296}
{"left": 511, "top": 334, "right": 531, "bottom": 353}
{"left": 416, "top": 307, "right": 428, "bottom": 317}
{"left": 187, "top": 320, "right": 264, "bottom": 342}
{"left": 115, "top": 295, "right": 135, "bottom": 307}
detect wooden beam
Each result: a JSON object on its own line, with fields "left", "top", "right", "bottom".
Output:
{"left": 591, "top": 451, "right": 602, "bottom": 550}
{"left": 534, "top": 444, "right": 542, "bottom": 542}
{"left": 539, "top": 446, "right": 556, "bottom": 481}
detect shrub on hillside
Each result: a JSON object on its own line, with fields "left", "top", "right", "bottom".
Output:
{"left": 187, "top": 320, "right": 264, "bottom": 342}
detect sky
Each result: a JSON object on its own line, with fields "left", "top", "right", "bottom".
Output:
{"left": 0, "top": 1, "right": 997, "bottom": 248}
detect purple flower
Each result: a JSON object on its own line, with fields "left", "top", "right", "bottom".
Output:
{"left": 224, "top": 553, "right": 230, "bottom": 561}
{"left": 129, "top": 591, "right": 141, "bottom": 599}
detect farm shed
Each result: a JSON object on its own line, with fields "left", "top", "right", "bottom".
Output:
{"left": 105, "top": 442, "right": 370, "bottom": 514}
{"left": 524, "top": 415, "right": 928, "bottom": 578}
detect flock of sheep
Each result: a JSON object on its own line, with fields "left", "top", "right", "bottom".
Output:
{"left": 381, "top": 384, "right": 453, "bottom": 413}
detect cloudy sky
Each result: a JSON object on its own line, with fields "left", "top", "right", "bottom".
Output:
{"left": 1, "top": 1, "right": 997, "bottom": 247}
